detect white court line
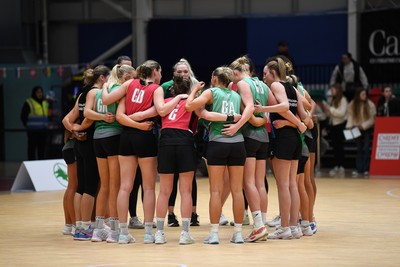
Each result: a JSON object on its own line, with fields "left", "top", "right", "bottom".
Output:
{"left": 88, "top": 263, "right": 187, "bottom": 267}
{"left": 386, "top": 188, "right": 400, "bottom": 198}
{"left": 0, "top": 200, "right": 61, "bottom": 207}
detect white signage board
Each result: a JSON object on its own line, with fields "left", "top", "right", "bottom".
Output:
{"left": 375, "top": 134, "right": 400, "bottom": 160}
{"left": 11, "top": 159, "right": 68, "bottom": 192}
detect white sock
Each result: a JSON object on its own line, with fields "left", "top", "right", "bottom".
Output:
{"left": 261, "top": 212, "right": 267, "bottom": 225}
{"left": 234, "top": 223, "right": 242, "bottom": 233}
{"left": 252, "top": 210, "right": 263, "bottom": 228}
{"left": 156, "top": 217, "right": 165, "bottom": 232}
{"left": 120, "top": 223, "right": 128, "bottom": 234}
{"left": 211, "top": 224, "right": 219, "bottom": 233}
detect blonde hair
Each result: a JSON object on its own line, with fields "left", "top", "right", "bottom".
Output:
{"left": 136, "top": 60, "right": 161, "bottom": 80}
{"left": 286, "top": 74, "right": 298, "bottom": 87}
{"left": 212, "top": 67, "right": 232, "bottom": 87}
{"left": 265, "top": 57, "right": 287, "bottom": 81}
{"left": 229, "top": 56, "right": 251, "bottom": 74}
{"left": 173, "top": 58, "right": 198, "bottom": 87}
{"left": 107, "top": 64, "right": 135, "bottom": 88}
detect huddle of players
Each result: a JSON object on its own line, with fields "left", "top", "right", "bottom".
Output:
{"left": 62, "top": 54, "right": 318, "bottom": 245}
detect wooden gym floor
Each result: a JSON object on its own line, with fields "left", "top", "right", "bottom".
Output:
{"left": 0, "top": 174, "right": 399, "bottom": 267}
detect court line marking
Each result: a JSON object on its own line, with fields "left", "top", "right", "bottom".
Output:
{"left": 88, "top": 262, "right": 187, "bottom": 267}
{"left": 386, "top": 188, "right": 400, "bottom": 198}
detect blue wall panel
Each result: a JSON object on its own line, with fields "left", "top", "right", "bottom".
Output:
{"left": 247, "top": 13, "right": 347, "bottom": 67}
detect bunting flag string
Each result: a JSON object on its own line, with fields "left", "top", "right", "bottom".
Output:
{"left": 0, "top": 64, "right": 84, "bottom": 80}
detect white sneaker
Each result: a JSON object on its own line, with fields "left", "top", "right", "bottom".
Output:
{"left": 338, "top": 166, "right": 345, "bottom": 175}
{"left": 364, "top": 171, "right": 369, "bottom": 177}
{"left": 128, "top": 216, "right": 144, "bottom": 229}
{"left": 267, "top": 226, "right": 293, "bottom": 240}
{"left": 203, "top": 232, "right": 219, "bottom": 244}
{"left": 219, "top": 214, "right": 228, "bottom": 226}
{"left": 290, "top": 226, "right": 302, "bottom": 239}
{"left": 230, "top": 232, "right": 244, "bottom": 244}
{"left": 310, "top": 222, "right": 317, "bottom": 234}
{"left": 155, "top": 230, "right": 167, "bottom": 244}
{"left": 71, "top": 225, "right": 76, "bottom": 236}
{"left": 118, "top": 233, "right": 135, "bottom": 244}
{"left": 63, "top": 225, "right": 73, "bottom": 235}
{"left": 179, "top": 231, "right": 195, "bottom": 245}
{"left": 144, "top": 233, "right": 155, "bottom": 244}
{"left": 229, "top": 211, "right": 250, "bottom": 226}
{"left": 301, "top": 225, "right": 313, "bottom": 236}
{"left": 106, "top": 230, "right": 119, "bottom": 243}
{"left": 329, "top": 166, "right": 338, "bottom": 176}
{"left": 244, "top": 225, "right": 268, "bottom": 242}
{"left": 91, "top": 228, "right": 109, "bottom": 242}
{"left": 266, "top": 215, "right": 281, "bottom": 227}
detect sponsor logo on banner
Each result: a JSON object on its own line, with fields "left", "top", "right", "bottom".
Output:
{"left": 375, "top": 133, "right": 400, "bottom": 160}
{"left": 53, "top": 162, "right": 68, "bottom": 187}
{"left": 368, "top": 29, "right": 400, "bottom": 64}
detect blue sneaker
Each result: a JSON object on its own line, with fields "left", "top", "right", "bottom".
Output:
{"left": 75, "top": 227, "right": 93, "bottom": 241}
{"left": 310, "top": 222, "right": 317, "bottom": 234}
{"left": 73, "top": 228, "right": 81, "bottom": 240}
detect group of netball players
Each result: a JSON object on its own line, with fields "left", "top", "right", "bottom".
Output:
{"left": 61, "top": 54, "right": 318, "bottom": 245}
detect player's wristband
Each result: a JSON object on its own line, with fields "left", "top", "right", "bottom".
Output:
{"left": 226, "top": 115, "right": 234, "bottom": 122}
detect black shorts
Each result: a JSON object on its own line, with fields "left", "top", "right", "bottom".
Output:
{"left": 305, "top": 135, "right": 313, "bottom": 154}
{"left": 93, "top": 135, "right": 120, "bottom": 158}
{"left": 244, "top": 137, "right": 269, "bottom": 160}
{"left": 273, "top": 127, "right": 301, "bottom": 161}
{"left": 62, "top": 147, "right": 76, "bottom": 164}
{"left": 119, "top": 130, "right": 158, "bottom": 158}
{"left": 297, "top": 155, "right": 309, "bottom": 174}
{"left": 206, "top": 141, "right": 246, "bottom": 166}
{"left": 158, "top": 145, "right": 196, "bottom": 174}
{"left": 309, "top": 125, "right": 318, "bottom": 153}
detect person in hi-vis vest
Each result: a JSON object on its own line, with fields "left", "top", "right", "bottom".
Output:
{"left": 20, "top": 86, "right": 49, "bottom": 160}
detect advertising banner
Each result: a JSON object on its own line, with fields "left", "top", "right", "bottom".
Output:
{"left": 11, "top": 159, "right": 68, "bottom": 192}
{"left": 360, "top": 9, "right": 400, "bottom": 83}
{"left": 370, "top": 117, "right": 400, "bottom": 177}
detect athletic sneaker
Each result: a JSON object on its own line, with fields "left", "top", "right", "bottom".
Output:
{"left": 179, "top": 231, "right": 195, "bottom": 245}
{"left": 128, "top": 216, "right": 144, "bottom": 229}
{"left": 266, "top": 215, "right": 281, "bottom": 227}
{"left": 190, "top": 212, "right": 200, "bottom": 226}
{"left": 118, "top": 233, "right": 135, "bottom": 244}
{"left": 310, "top": 222, "right": 317, "bottom": 234}
{"left": 329, "top": 166, "right": 339, "bottom": 176}
{"left": 155, "top": 231, "right": 167, "bottom": 244}
{"left": 267, "top": 226, "right": 293, "bottom": 240}
{"left": 106, "top": 230, "right": 119, "bottom": 243}
{"left": 290, "top": 226, "right": 302, "bottom": 239}
{"left": 91, "top": 228, "right": 109, "bottom": 242}
{"left": 229, "top": 212, "right": 250, "bottom": 226}
{"left": 244, "top": 225, "right": 268, "bottom": 242}
{"left": 168, "top": 213, "right": 179, "bottom": 227}
{"left": 203, "top": 232, "right": 219, "bottom": 244}
{"left": 230, "top": 232, "right": 244, "bottom": 244}
{"left": 71, "top": 225, "right": 76, "bottom": 236}
{"left": 74, "top": 227, "right": 93, "bottom": 241}
{"left": 301, "top": 225, "right": 313, "bottom": 236}
{"left": 144, "top": 233, "right": 155, "bottom": 244}
{"left": 63, "top": 225, "right": 73, "bottom": 235}
{"left": 219, "top": 214, "right": 228, "bottom": 226}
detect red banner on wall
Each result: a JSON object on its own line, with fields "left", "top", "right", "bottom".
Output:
{"left": 370, "top": 117, "right": 400, "bottom": 177}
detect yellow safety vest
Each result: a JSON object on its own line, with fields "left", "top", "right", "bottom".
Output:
{"left": 26, "top": 98, "right": 49, "bottom": 130}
